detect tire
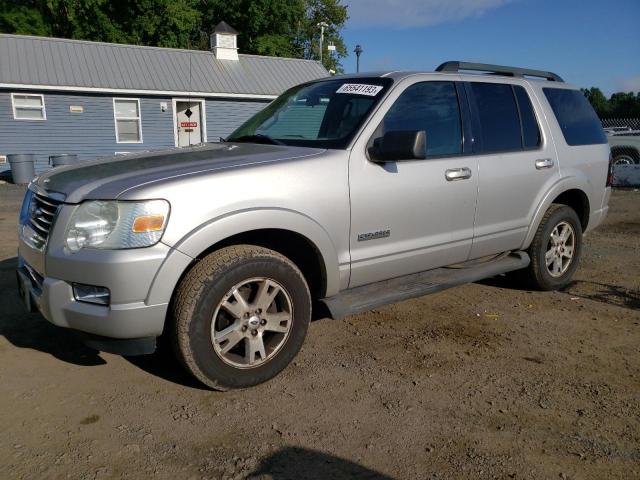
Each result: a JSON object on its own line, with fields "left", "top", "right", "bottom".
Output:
{"left": 613, "top": 153, "right": 636, "bottom": 166}
{"left": 521, "top": 204, "right": 583, "bottom": 291}
{"left": 171, "top": 245, "right": 311, "bottom": 390}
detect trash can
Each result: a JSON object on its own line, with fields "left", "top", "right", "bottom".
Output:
{"left": 49, "top": 154, "right": 78, "bottom": 167}
{"left": 7, "top": 154, "right": 36, "bottom": 185}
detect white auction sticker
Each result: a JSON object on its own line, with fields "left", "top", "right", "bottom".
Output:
{"left": 336, "top": 83, "right": 383, "bottom": 96}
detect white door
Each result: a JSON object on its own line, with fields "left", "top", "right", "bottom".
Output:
{"left": 175, "top": 101, "right": 203, "bottom": 147}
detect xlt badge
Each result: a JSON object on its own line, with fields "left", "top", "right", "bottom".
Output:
{"left": 357, "top": 229, "right": 391, "bottom": 242}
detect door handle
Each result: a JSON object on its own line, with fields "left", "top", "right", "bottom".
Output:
{"left": 535, "top": 158, "right": 554, "bottom": 169}
{"left": 445, "top": 167, "right": 472, "bottom": 181}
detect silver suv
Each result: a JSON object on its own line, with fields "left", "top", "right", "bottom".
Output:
{"left": 17, "top": 62, "right": 612, "bottom": 390}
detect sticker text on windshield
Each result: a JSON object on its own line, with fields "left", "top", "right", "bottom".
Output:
{"left": 336, "top": 84, "right": 383, "bottom": 96}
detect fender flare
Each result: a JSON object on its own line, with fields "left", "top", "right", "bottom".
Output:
{"left": 146, "top": 208, "right": 341, "bottom": 306}
{"left": 521, "top": 175, "right": 592, "bottom": 249}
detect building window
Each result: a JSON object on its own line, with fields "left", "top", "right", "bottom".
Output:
{"left": 113, "top": 98, "right": 142, "bottom": 143}
{"left": 12, "top": 93, "right": 46, "bottom": 120}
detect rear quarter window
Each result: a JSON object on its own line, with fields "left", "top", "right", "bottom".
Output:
{"left": 543, "top": 88, "right": 607, "bottom": 146}
{"left": 513, "top": 86, "right": 541, "bottom": 149}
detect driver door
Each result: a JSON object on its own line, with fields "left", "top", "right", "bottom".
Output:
{"left": 348, "top": 80, "right": 479, "bottom": 287}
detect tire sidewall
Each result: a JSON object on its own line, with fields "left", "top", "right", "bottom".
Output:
{"left": 613, "top": 154, "right": 635, "bottom": 166}
{"left": 187, "top": 254, "right": 310, "bottom": 389}
{"left": 533, "top": 206, "right": 583, "bottom": 290}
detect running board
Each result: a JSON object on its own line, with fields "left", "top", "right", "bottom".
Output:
{"left": 322, "top": 251, "right": 530, "bottom": 320}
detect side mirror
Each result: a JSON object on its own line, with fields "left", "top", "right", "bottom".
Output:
{"left": 369, "top": 130, "right": 427, "bottom": 162}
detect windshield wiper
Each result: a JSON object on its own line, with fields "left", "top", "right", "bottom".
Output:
{"left": 229, "top": 134, "right": 285, "bottom": 145}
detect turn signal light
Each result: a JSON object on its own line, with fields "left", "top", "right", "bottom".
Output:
{"left": 132, "top": 215, "right": 165, "bottom": 233}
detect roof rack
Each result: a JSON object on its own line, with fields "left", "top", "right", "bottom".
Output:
{"left": 435, "top": 61, "right": 564, "bottom": 82}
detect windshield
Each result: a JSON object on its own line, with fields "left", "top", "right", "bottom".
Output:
{"left": 227, "top": 77, "right": 393, "bottom": 149}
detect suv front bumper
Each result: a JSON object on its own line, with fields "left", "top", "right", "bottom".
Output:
{"left": 16, "top": 228, "right": 184, "bottom": 346}
{"left": 16, "top": 262, "right": 168, "bottom": 339}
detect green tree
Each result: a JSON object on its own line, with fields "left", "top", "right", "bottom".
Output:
{"left": 609, "top": 91, "right": 640, "bottom": 118}
{"left": 197, "top": 0, "right": 307, "bottom": 55}
{"left": 581, "top": 87, "right": 611, "bottom": 118}
{"left": 583, "top": 87, "right": 640, "bottom": 119}
{"left": 0, "top": 0, "right": 348, "bottom": 71}
{"left": 0, "top": 0, "right": 50, "bottom": 36}
{"left": 294, "top": 0, "right": 349, "bottom": 73}
{"left": 198, "top": 0, "right": 348, "bottom": 72}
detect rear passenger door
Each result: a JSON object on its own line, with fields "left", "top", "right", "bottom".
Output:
{"left": 466, "top": 81, "right": 559, "bottom": 259}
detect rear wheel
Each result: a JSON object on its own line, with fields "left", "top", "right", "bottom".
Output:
{"left": 171, "top": 245, "right": 311, "bottom": 390}
{"left": 521, "top": 204, "right": 583, "bottom": 291}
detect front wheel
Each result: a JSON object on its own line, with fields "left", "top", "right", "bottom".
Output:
{"left": 171, "top": 245, "right": 311, "bottom": 390}
{"left": 521, "top": 204, "right": 583, "bottom": 291}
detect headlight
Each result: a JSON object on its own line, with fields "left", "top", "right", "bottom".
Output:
{"left": 65, "top": 200, "right": 169, "bottom": 252}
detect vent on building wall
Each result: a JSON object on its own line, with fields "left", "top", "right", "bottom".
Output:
{"left": 210, "top": 21, "right": 239, "bottom": 61}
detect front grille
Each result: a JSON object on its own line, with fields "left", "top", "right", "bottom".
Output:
{"left": 27, "top": 192, "right": 63, "bottom": 247}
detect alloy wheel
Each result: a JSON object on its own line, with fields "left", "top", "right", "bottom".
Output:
{"left": 211, "top": 277, "right": 293, "bottom": 369}
{"left": 545, "top": 221, "right": 575, "bottom": 278}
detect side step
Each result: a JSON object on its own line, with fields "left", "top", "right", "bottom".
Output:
{"left": 321, "top": 251, "right": 530, "bottom": 320}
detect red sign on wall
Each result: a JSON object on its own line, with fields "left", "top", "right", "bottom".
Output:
{"left": 180, "top": 122, "right": 197, "bottom": 128}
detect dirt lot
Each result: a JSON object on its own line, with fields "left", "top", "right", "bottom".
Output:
{"left": 0, "top": 185, "right": 638, "bottom": 480}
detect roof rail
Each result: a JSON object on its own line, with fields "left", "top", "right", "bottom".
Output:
{"left": 435, "top": 61, "right": 564, "bottom": 82}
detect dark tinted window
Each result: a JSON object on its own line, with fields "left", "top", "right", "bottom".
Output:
{"left": 382, "top": 81, "right": 462, "bottom": 156}
{"left": 514, "top": 86, "right": 541, "bottom": 149}
{"left": 543, "top": 88, "right": 607, "bottom": 146}
{"left": 471, "top": 82, "right": 522, "bottom": 153}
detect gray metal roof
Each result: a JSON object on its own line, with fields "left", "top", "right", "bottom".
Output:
{"left": 0, "top": 34, "right": 329, "bottom": 98}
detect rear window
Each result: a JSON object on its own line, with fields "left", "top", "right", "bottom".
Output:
{"left": 543, "top": 88, "right": 607, "bottom": 146}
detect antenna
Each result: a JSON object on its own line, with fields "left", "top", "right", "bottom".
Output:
{"left": 188, "top": 50, "right": 192, "bottom": 146}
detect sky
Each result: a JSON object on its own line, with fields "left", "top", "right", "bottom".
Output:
{"left": 340, "top": 0, "right": 640, "bottom": 96}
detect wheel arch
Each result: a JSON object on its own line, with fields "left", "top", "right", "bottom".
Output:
{"left": 610, "top": 145, "right": 640, "bottom": 164}
{"left": 551, "top": 189, "right": 590, "bottom": 230}
{"left": 146, "top": 209, "right": 341, "bottom": 308}
{"left": 195, "top": 228, "right": 328, "bottom": 302}
{"left": 522, "top": 184, "right": 591, "bottom": 249}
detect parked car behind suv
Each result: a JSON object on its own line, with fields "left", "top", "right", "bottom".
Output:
{"left": 17, "top": 62, "right": 611, "bottom": 390}
{"left": 607, "top": 130, "right": 640, "bottom": 165}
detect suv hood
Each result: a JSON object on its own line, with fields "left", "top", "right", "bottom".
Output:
{"left": 34, "top": 143, "right": 324, "bottom": 203}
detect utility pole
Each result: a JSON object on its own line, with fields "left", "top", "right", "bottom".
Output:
{"left": 317, "top": 22, "right": 328, "bottom": 64}
{"left": 354, "top": 44, "right": 363, "bottom": 72}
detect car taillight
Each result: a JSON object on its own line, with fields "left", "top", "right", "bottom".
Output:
{"left": 606, "top": 151, "right": 614, "bottom": 187}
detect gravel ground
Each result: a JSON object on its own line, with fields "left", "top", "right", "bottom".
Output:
{"left": 0, "top": 185, "right": 638, "bottom": 480}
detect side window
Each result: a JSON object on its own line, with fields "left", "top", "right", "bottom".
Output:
{"left": 381, "top": 81, "right": 462, "bottom": 157}
{"left": 513, "top": 86, "right": 541, "bottom": 149}
{"left": 470, "top": 82, "right": 521, "bottom": 153}
{"left": 543, "top": 88, "right": 607, "bottom": 146}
